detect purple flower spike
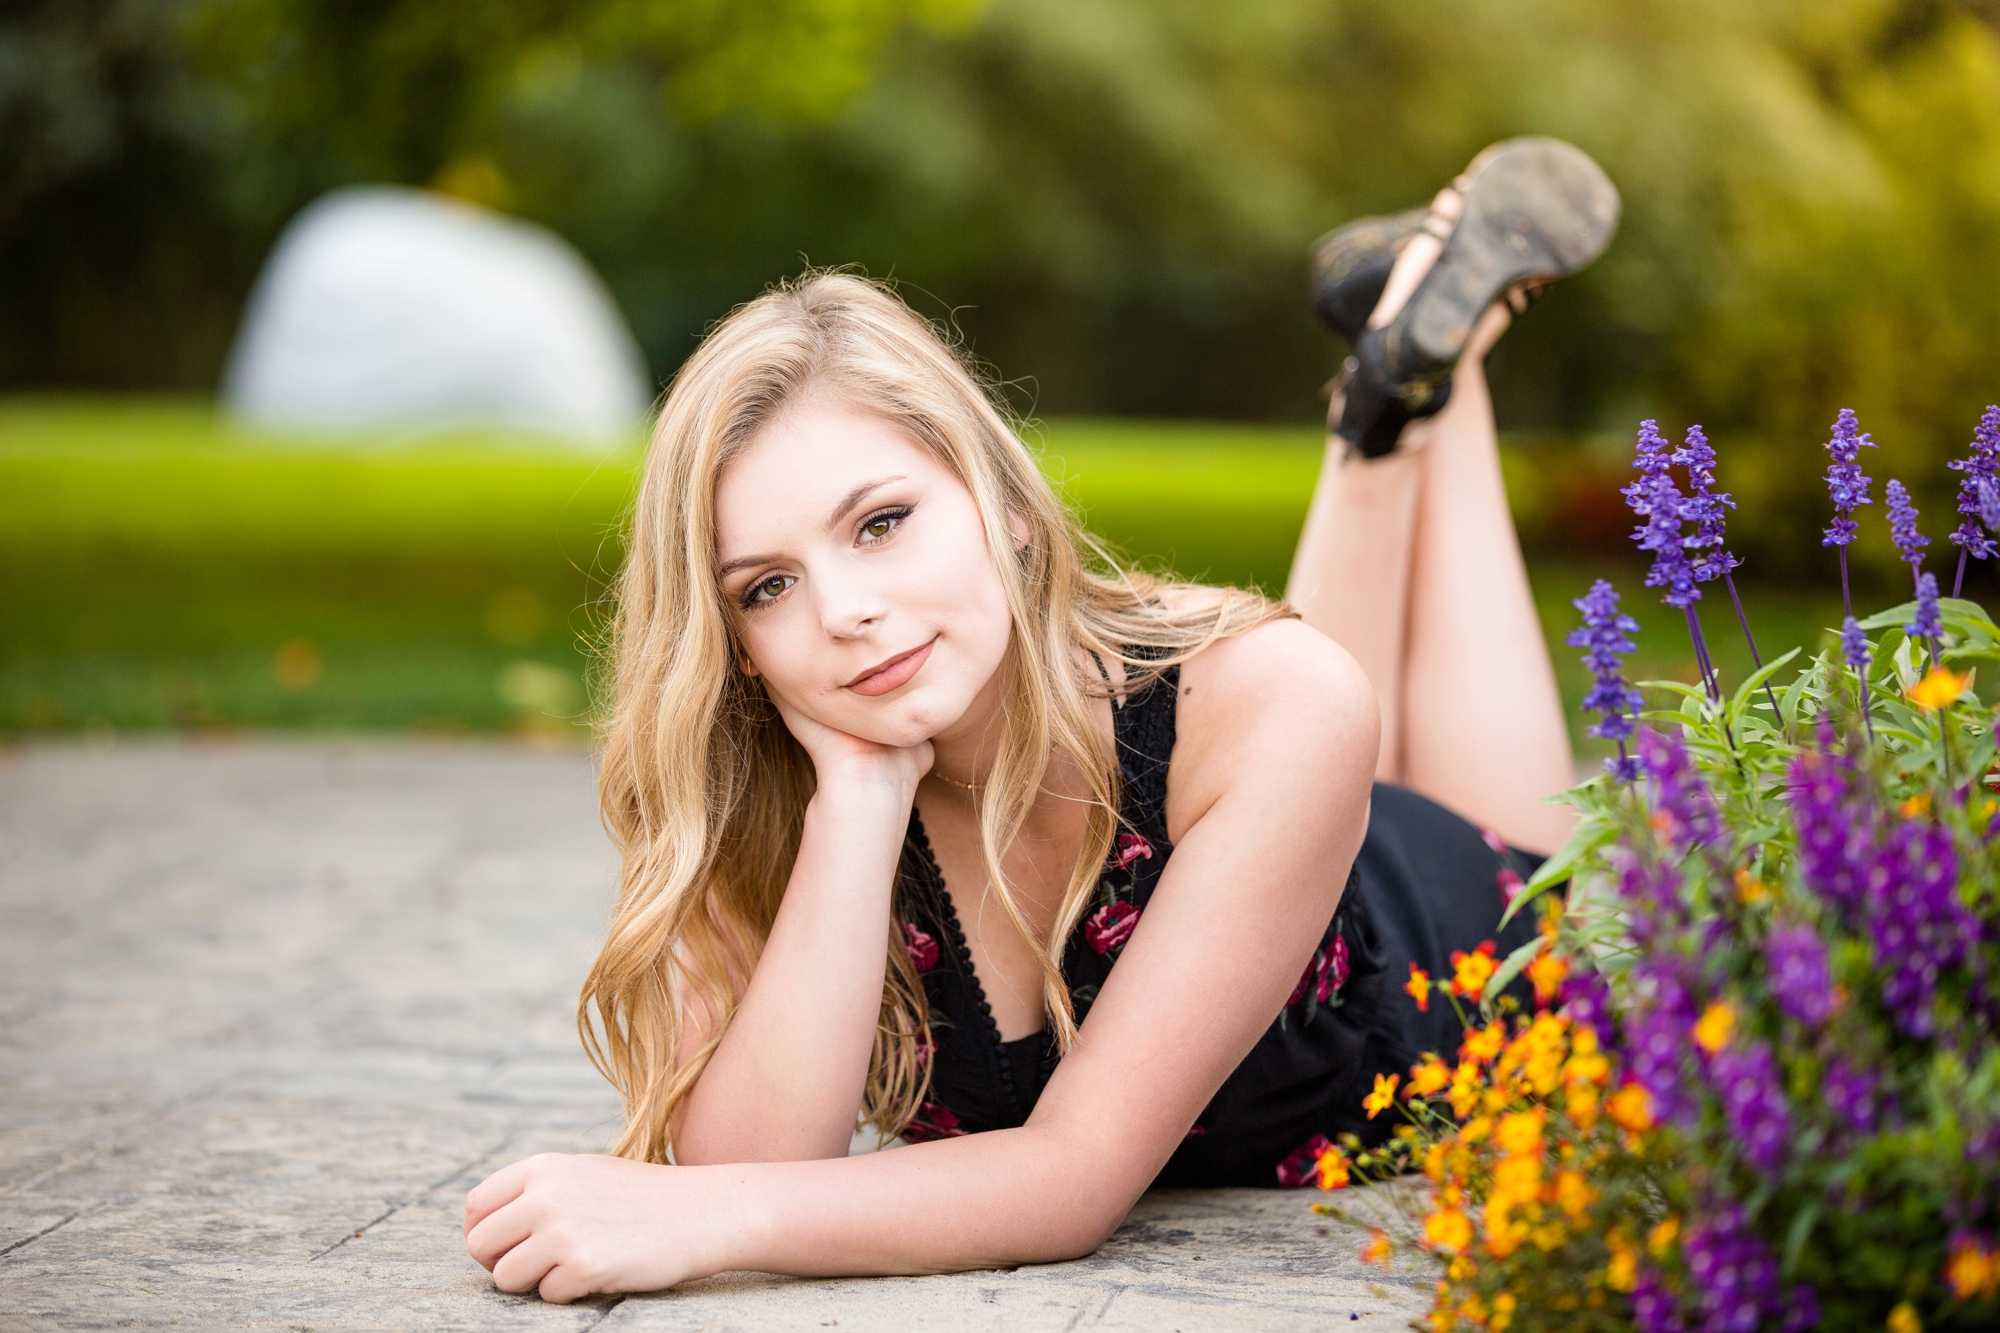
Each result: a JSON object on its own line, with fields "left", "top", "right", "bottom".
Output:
{"left": 1684, "top": 1207, "right": 1784, "bottom": 1331}
{"left": 1839, "top": 617, "right": 1872, "bottom": 673}
{"left": 1709, "top": 1039, "right": 1791, "bottom": 1175}
{"left": 1789, "top": 747, "right": 1873, "bottom": 925}
{"left": 1676, "top": 424, "right": 1740, "bottom": 583}
{"left": 1569, "top": 580, "right": 1644, "bottom": 780}
{"left": 1765, "top": 925, "right": 1833, "bottom": 1027}
{"left": 1822, "top": 409, "right": 1875, "bottom": 549}
{"left": 1632, "top": 1266, "right": 1686, "bottom": 1333}
{"left": 1948, "top": 405, "right": 2000, "bottom": 559}
{"left": 1867, "top": 818, "right": 1972, "bottom": 1039}
{"left": 1978, "top": 475, "right": 2000, "bottom": 536}
{"left": 1638, "top": 728, "right": 1724, "bottom": 853}
{"left": 1907, "top": 571, "right": 1942, "bottom": 643}
{"left": 1822, "top": 1056, "right": 1884, "bottom": 1138}
{"left": 1628, "top": 957, "right": 1698, "bottom": 1127}
{"left": 1886, "top": 479, "right": 1930, "bottom": 573}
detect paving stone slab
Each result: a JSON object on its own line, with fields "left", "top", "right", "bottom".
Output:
{"left": 0, "top": 739, "right": 1427, "bottom": 1330}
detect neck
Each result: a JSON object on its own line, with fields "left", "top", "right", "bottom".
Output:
{"left": 926, "top": 656, "right": 1012, "bottom": 790}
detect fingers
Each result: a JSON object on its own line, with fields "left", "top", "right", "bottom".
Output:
{"left": 466, "top": 1194, "right": 539, "bottom": 1274}
{"left": 490, "top": 1233, "right": 559, "bottom": 1297}
{"left": 463, "top": 1159, "right": 530, "bottom": 1237}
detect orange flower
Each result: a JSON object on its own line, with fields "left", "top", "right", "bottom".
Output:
{"left": 1462, "top": 1021, "right": 1506, "bottom": 1065}
{"left": 1424, "top": 1207, "right": 1474, "bottom": 1254}
{"left": 1887, "top": 1301, "right": 1921, "bottom": 1333}
{"left": 1606, "top": 1229, "right": 1639, "bottom": 1292}
{"left": 1315, "top": 1142, "right": 1352, "bottom": 1191}
{"left": 1449, "top": 940, "right": 1499, "bottom": 1000}
{"left": 1908, "top": 666, "right": 1971, "bottom": 711}
{"left": 1692, "top": 1001, "right": 1736, "bottom": 1054}
{"left": 1364, "top": 1072, "right": 1401, "bottom": 1119}
{"left": 1945, "top": 1235, "right": 2000, "bottom": 1299}
{"left": 1405, "top": 963, "right": 1433, "bottom": 1012}
{"left": 1553, "top": 1168, "right": 1594, "bottom": 1223}
{"left": 1607, "top": 1082, "right": 1654, "bottom": 1132}
{"left": 1361, "top": 1229, "right": 1392, "bottom": 1266}
{"left": 1448, "top": 1061, "right": 1483, "bottom": 1119}
{"left": 1408, "top": 1054, "right": 1451, "bottom": 1097}
{"left": 1900, "top": 792, "right": 1932, "bottom": 819}
{"left": 1527, "top": 950, "right": 1569, "bottom": 1006}
{"left": 1495, "top": 1108, "right": 1547, "bottom": 1158}
{"left": 1733, "top": 868, "right": 1771, "bottom": 904}
{"left": 1648, "top": 1216, "right": 1680, "bottom": 1258}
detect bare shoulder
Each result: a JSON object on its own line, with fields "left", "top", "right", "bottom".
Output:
{"left": 1164, "top": 614, "right": 1379, "bottom": 842}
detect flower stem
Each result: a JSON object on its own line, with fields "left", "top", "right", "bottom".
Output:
{"left": 1722, "top": 569, "right": 1781, "bottom": 726}
{"left": 1954, "top": 548, "right": 1968, "bottom": 599}
{"left": 1839, "top": 547, "right": 1853, "bottom": 622}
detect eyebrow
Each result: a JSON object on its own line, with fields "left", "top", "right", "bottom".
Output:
{"left": 714, "top": 475, "right": 909, "bottom": 581}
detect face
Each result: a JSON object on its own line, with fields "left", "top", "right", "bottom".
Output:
{"left": 713, "top": 397, "right": 1016, "bottom": 748}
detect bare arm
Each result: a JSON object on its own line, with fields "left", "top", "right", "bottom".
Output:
{"left": 466, "top": 620, "right": 1380, "bottom": 1299}
{"left": 673, "top": 704, "right": 930, "bottom": 1165}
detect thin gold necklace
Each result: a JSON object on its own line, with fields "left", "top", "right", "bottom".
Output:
{"left": 931, "top": 770, "right": 986, "bottom": 792}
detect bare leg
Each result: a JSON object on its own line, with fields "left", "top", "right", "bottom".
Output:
{"left": 1288, "top": 192, "right": 1575, "bottom": 851}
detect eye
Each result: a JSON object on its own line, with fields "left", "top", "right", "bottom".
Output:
{"left": 858, "top": 506, "right": 911, "bottom": 543}
{"left": 742, "top": 574, "right": 793, "bottom": 609}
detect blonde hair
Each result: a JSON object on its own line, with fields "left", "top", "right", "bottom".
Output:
{"left": 582, "top": 271, "right": 1291, "bottom": 1162}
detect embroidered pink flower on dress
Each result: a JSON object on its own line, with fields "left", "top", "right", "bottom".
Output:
{"left": 1084, "top": 900, "right": 1141, "bottom": 953}
{"left": 1275, "top": 1133, "right": 1333, "bottom": 1188}
{"left": 1315, "top": 934, "right": 1351, "bottom": 1003}
{"left": 1478, "top": 825, "right": 1508, "bottom": 856}
{"left": 903, "top": 922, "right": 939, "bottom": 972}
{"left": 1496, "top": 867, "right": 1524, "bottom": 909}
{"left": 901, "top": 1101, "right": 967, "bottom": 1142}
{"left": 912, "top": 1028, "right": 935, "bottom": 1068}
{"left": 1114, "top": 832, "right": 1155, "bottom": 871}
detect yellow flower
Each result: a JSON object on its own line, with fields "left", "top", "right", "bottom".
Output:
{"left": 1900, "top": 792, "right": 1932, "bottom": 819}
{"left": 1606, "top": 1229, "right": 1639, "bottom": 1292}
{"left": 1647, "top": 1216, "right": 1680, "bottom": 1258}
{"left": 1692, "top": 1001, "right": 1736, "bottom": 1054}
{"left": 1908, "top": 666, "right": 1971, "bottom": 711}
{"left": 1409, "top": 1054, "right": 1452, "bottom": 1097}
{"left": 1495, "top": 1108, "right": 1547, "bottom": 1158}
{"left": 1364, "top": 1072, "right": 1401, "bottom": 1119}
{"left": 1448, "top": 1063, "right": 1484, "bottom": 1119}
{"left": 1424, "top": 1207, "right": 1474, "bottom": 1255}
{"left": 1423, "top": 1140, "right": 1452, "bottom": 1183}
{"left": 1460, "top": 1115, "right": 1493, "bottom": 1144}
{"left": 1462, "top": 1021, "right": 1506, "bottom": 1065}
{"left": 1491, "top": 1291, "right": 1517, "bottom": 1333}
{"left": 1361, "top": 1229, "right": 1392, "bottom": 1266}
{"left": 1567, "top": 1083, "right": 1601, "bottom": 1130}
{"left": 1449, "top": 941, "right": 1499, "bottom": 1000}
{"left": 1608, "top": 1082, "right": 1654, "bottom": 1132}
{"left": 1531, "top": 1220, "right": 1569, "bottom": 1252}
{"left": 1945, "top": 1234, "right": 2000, "bottom": 1299}
{"left": 1887, "top": 1300, "right": 1922, "bottom": 1333}
{"left": 1459, "top": 1292, "right": 1489, "bottom": 1324}
{"left": 1733, "top": 868, "right": 1771, "bottom": 904}
{"left": 1491, "top": 1154, "right": 1543, "bottom": 1204}
{"left": 1554, "top": 1168, "right": 1594, "bottom": 1223}
{"left": 1405, "top": 963, "right": 1434, "bottom": 1012}
{"left": 1528, "top": 950, "right": 1569, "bottom": 1006}
{"left": 1315, "top": 1143, "right": 1351, "bottom": 1191}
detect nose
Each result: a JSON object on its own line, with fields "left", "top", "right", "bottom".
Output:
{"left": 810, "top": 557, "right": 891, "bottom": 640}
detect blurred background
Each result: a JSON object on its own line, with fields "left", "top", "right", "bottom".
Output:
{"left": 7, "top": 0, "right": 2000, "bottom": 759}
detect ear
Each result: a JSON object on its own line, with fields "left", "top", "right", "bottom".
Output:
{"left": 1005, "top": 508, "right": 1031, "bottom": 552}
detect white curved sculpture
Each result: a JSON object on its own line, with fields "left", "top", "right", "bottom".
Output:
{"left": 224, "top": 187, "right": 650, "bottom": 442}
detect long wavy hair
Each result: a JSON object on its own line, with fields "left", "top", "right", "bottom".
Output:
{"left": 581, "top": 271, "right": 1292, "bottom": 1163}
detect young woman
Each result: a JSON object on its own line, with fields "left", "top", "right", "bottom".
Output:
{"left": 463, "top": 137, "right": 1619, "bottom": 1303}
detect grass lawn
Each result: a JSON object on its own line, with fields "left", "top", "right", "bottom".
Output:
{"left": 1, "top": 397, "right": 1865, "bottom": 760}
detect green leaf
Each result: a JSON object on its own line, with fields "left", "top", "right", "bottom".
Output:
{"left": 1482, "top": 932, "right": 1549, "bottom": 1021}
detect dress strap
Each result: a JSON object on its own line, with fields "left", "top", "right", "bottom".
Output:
{"left": 1112, "top": 646, "right": 1178, "bottom": 835}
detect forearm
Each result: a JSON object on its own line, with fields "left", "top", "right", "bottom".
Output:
{"left": 676, "top": 782, "right": 911, "bottom": 1164}
{"left": 703, "top": 1122, "right": 1135, "bottom": 1279}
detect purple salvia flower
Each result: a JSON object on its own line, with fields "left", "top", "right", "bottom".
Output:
{"left": 1561, "top": 966, "right": 1618, "bottom": 1051}
{"left": 1822, "top": 409, "right": 1875, "bottom": 548}
{"left": 1623, "top": 418, "right": 1675, "bottom": 505}
{"left": 1684, "top": 1206, "right": 1784, "bottom": 1333}
{"left": 1708, "top": 1039, "right": 1791, "bottom": 1175}
{"left": 1781, "top": 1282, "right": 1821, "bottom": 1333}
{"left": 1822, "top": 1056, "right": 1883, "bottom": 1138}
{"left": 1948, "top": 405, "right": 2000, "bottom": 562}
{"left": 1978, "top": 475, "right": 2000, "bottom": 536}
{"left": 1628, "top": 956, "right": 1699, "bottom": 1128}
{"left": 1637, "top": 472, "right": 1703, "bottom": 609}
{"left": 1866, "top": 818, "right": 1971, "bottom": 1039}
{"left": 1906, "top": 570, "right": 1942, "bottom": 644}
{"left": 1632, "top": 1265, "right": 1686, "bottom": 1333}
{"left": 1885, "top": 479, "right": 1930, "bottom": 574}
{"left": 1675, "top": 424, "right": 1739, "bottom": 583}
{"left": 1788, "top": 746, "right": 1873, "bottom": 926}
{"left": 1765, "top": 925, "right": 1833, "bottom": 1027}
{"left": 1639, "top": 728, "right": 1724, "bottom": 853}
{"left": 1839, "top": 616, "right": 1872, "bottom": 674}
{"left": 1569, "top": 580, "right": 1644, "bottom": 780}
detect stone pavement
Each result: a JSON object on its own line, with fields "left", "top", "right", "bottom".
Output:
{"left": 0, "top": 739, "right": 1430, "bottom": 1330}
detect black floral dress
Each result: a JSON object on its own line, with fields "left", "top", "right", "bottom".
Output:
{"left": 893, "top": 649, "right": 1544, "bottom": 1187}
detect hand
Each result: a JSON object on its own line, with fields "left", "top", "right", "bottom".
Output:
{"left": 463, "top": 1152, "right": 737, "bottom": 1303}
{"left": 769, "top": 692, "right": 933, "bottom": 801}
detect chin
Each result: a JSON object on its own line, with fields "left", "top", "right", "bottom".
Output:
{"left": 845, "top": 684, "right": 971, "bottom": 748}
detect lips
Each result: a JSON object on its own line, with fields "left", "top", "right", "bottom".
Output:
{"left": 845, "top": 637, "right": 936, "bottom": 696}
